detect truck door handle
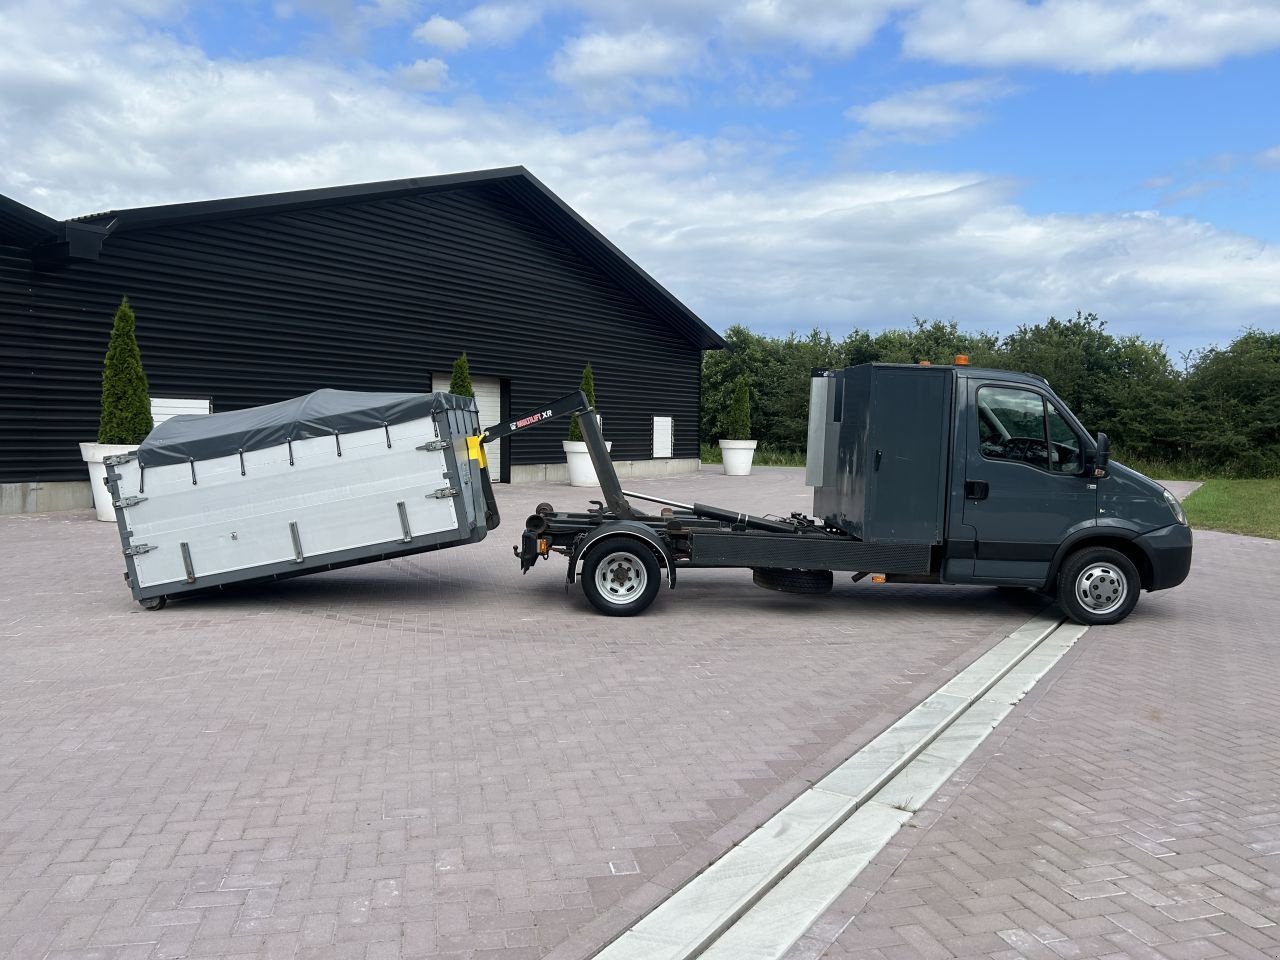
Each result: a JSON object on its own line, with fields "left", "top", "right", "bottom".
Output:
{"left": 965, "top": 480, "right": 989, "bottom": 501}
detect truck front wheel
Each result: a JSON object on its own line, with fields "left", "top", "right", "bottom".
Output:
{"left": 580, "top": 538, "right": 661, "bottom": 616}
{"left": 1057, "top": 547, "right": 1140, "bottom": 625}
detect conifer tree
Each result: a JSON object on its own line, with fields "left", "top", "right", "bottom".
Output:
{"left": 568, "top": 363, "right": 597, "bottom": 442}
{"left": 98, "top": 297, "right": 154, "bottom": 444}
{"left": 723, "top": 376, "right": 751, "bottom": 440}
{"left": 448, "top": 353, "right": 475, "bottom": 397}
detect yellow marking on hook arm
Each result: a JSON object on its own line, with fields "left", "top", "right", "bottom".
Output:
{"left": 467, "top": 435, "right": 488, "bottom": 469}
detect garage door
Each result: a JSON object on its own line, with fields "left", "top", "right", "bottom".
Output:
{"left": 434, "top": 373, "right": 503, "bottom": 481}
{"left": 151, "top": 397, "right": 212, "bottom": 426}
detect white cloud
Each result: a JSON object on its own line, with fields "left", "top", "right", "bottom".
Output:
{"left": 360, "top": 0, "right": 421, "bottom": 26}
{"left": 558, "top": 0, "right": 1280, "bottom": 73}
{"left": 724, "top": 0, "right": 906, "bottom": 55}
{"left": 396, "top": 57, "right": 449, "bottom": 88}
{"left": 901, "top": 0, "right": 1280, "bottom": 72}
{"left": 552, "top": 25, "right": 698, "bottom": 83}
{"left": 412, "top": 14, "right": 470, "bottom": 50}
{"left": 274, "top": 0, "right": 423, "bottom": 48}
{"left": 463, "top": 2, "right": 542, "bottom": 44}
{"left": 847, "top": 78, "right": 1015, "bottom": 142}
{"left": 1260, "top": 146, "right": 1280, "bottom": 168}
{"left": 551, "top": 25, "right": 701, "bottom": 104}
{"left": 2, "top": 0, "right": 1278, "bottom": 360}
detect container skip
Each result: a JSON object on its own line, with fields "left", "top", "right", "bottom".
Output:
{"left": 104, "top": 388, "right": 497, "bottom": 610}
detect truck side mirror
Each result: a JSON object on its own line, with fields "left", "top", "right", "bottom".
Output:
{"left": 1092, "top": 432, "right": 1110, "bottom": 477}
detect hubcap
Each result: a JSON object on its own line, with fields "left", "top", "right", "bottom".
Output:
{"left": 1076, "top": 563, "right": 1128, "bottom": 614}
{"left": 596, "top": 551, "right": 648, "bottom": 605}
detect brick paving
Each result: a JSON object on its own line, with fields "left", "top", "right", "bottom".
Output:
{"left": 782, "top": 527, "right": 1280, "bottom": 960}
{"left": 0, "top": 467, "right": 1038, "bottom": 960}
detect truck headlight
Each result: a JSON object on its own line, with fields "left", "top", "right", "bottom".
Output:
{"left": 1162, "top": 488, "right": 1187, "bottom": 525}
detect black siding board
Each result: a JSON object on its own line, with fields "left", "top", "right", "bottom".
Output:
{"left": 496, "top": 179, "right": 718, "bottom": 351}
{"left": 2, "top": 185, "right": 704, "bottom": 483}
{"left": 0, "top": 198, "right": 58, "bottom": 247}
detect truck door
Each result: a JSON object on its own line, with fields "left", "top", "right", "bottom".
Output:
{"left": 958, "top": 381, "right": 1096, "bottom": 584}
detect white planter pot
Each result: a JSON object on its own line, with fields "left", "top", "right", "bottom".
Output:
{"left": 719, "top": 439, "right": 757, "bottom": 476}
{"left": 563, "top": 439, "right": 614, "bottom": 487}
{"left": 80, "top": 442, "right": 138, "bottom": 521}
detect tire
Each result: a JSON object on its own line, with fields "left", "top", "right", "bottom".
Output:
{"left": 752, "top": 568, "right": 834, "bottom": 595}
{"left": 139, "top": 596, "right": 167, "bottom": 611}
{"left": 580, "top": 538, "right": 661, "bottom": 616}
{"left": 1056, "top": 547, "right": 1140, "bottom": 625}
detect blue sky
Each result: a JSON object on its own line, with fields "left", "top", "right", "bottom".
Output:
{"left": 3, "top": 0, "right": 1279, "bottom": 360}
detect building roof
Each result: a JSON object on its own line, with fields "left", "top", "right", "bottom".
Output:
{"left": 0, "top": 193, "right": 60, "bottom": 247}
{"left": 58, "top": 166, "right": 724, "bottom": 350}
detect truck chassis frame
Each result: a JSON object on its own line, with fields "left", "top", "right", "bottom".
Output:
{"left": 489, "top": 392, "right": 935, "bottom": 616}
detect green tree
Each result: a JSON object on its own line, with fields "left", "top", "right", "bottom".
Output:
{"left": 698, "top": 313, "right": 1280, "bottom": 476}
{"left": 448, "top": 353, "right": 475, "bottom": 397}
{"left": 988, "top": 312, "right": 1183, "bottom": 459}
{"left": 872, "top": 318, "right": 999, "bottom": 367}
{"left": 1091, "top": 336, "right": 1184, "bottom": 463}
{"left": 723, "top": 377, "right": 751, "bottom": 439}
{"left": 1182, "top": 329, "right": 1280, "bottom": 475}
{"left": 568, "top": 362, "right": 597, "bottom": 442}
{"left": 702, "top": 326, "right": 846, "bottom": 451}
{"left": 840, "top": 329, "right": 880, "bottom": 366}
{"left": 993, "top": 312, "right": 1117, "bottom": 426}
{"left": 98, "top": 297, "right": 154, "bottom": 444}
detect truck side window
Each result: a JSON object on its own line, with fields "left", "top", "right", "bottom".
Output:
{"left": 1046, "top": 402, "right": 1083, "bottom": 474}
{"left": 977, "top": 387, "right": 1050, "bottom": 470}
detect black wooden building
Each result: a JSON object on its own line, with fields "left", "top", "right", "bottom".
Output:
{"left": 0, "top": 167, "right": 723, "bottom": 497}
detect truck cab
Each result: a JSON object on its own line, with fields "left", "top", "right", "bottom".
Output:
{"left": 807, "top": 363, "right": 1193, "bottom": 623}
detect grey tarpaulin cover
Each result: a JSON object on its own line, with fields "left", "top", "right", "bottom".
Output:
{"left": 137, "top": 389, "right": 478, "bottom": 467}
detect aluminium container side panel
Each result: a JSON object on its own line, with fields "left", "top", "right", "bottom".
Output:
{"left": 109, "top": 413, "right": 477, "bottom": 598}
{"left": 864, "top": 367, "right": 952, "bottom": 544}
{"left": 814, "top": 367, "right": 872, "bottom": 538}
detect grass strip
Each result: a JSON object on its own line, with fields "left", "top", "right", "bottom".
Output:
{"left": 1183, "top": 479, "right": 1280, "bottom": 540}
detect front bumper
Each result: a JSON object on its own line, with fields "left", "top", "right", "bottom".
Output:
{"left": 1134, "top": 522, "right": 1193, "bottom": 591}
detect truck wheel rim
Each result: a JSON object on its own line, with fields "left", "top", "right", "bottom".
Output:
{"left": 596, "top": 551, "right": 647, "bottom": 605}
{"left": 1076, "top": 563, "right": 1127, "bottom": 614}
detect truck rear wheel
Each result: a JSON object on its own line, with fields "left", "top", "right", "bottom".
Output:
{"left": 580, "top": 538, "right": 661, "bottom": 616}
{"left": 1057, "top": 547, "right": 1140, "bottom": 625}
{"left": 752, "top": 568, "right": 834, "bottom": 595}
